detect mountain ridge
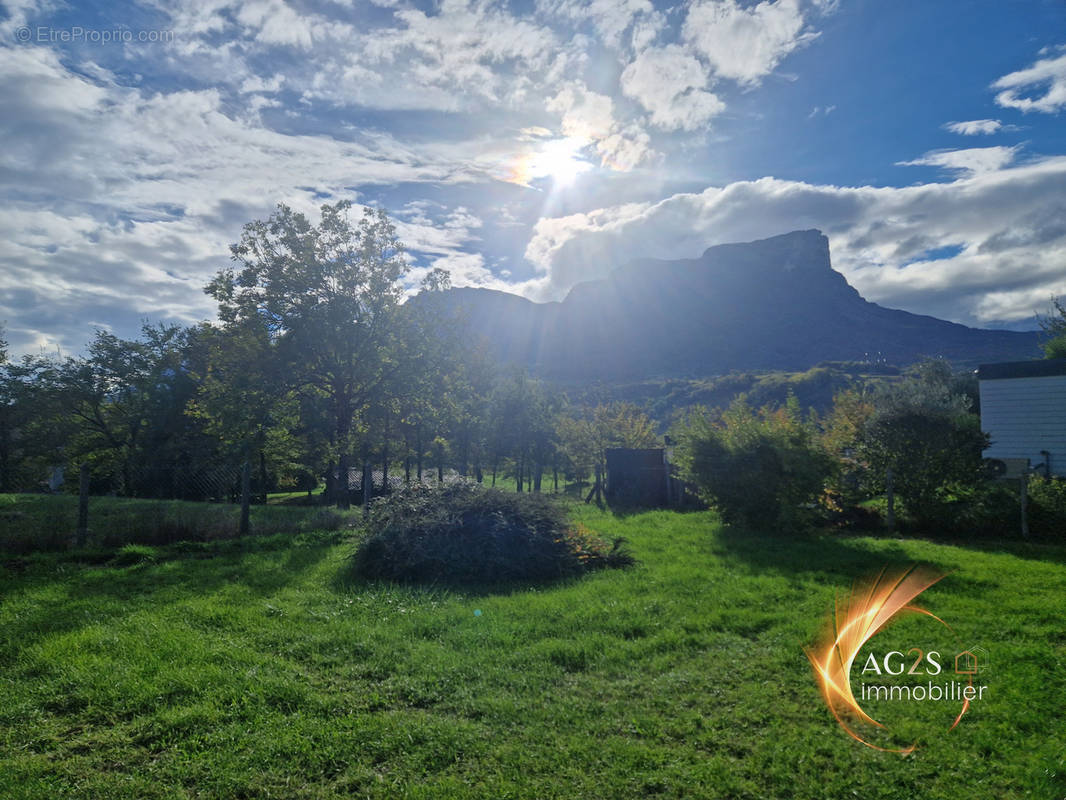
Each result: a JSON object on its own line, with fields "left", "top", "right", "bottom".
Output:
{"left": 415, "top": 230, "right": 1042, "bottom": 378}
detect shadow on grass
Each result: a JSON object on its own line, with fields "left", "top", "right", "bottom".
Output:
{"left": 604, "top": 500, "right": 707, "bottom": 519}
{"left": 881, "top": 530, "right": 1066, "bottom": 567}
{"left": 0, "top": 535, "right": 340, "bottom": 658}
{"left": 710, "top": 524, "right": 922, "bottom": 584}
{"left": 330, "top": 553, "right": 623, "bottom": 600}
{"left": 709, "top": 515, "right": 1066, "bottom": 581}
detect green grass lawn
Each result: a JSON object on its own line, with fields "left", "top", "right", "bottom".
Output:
{"left": 1, "top": 498, "right": 1064, "bottom": 798}
{"left": 0, "top": 493, "right": 359, "bottom": 555}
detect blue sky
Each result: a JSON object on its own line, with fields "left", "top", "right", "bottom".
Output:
{"left": 2, "top": 0, "right": 1065, "bottom": 355}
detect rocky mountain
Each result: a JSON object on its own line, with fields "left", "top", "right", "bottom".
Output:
{"left": 414, "top": 230, "right": 1042, "bottom": 379}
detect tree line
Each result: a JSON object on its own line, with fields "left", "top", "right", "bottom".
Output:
{"left": 2, "top": 198, "right": 1063, "bottom": 532}
{"left": 671, "top": 355, "right": 1065, "bottom": 537}
{"left": 0, "top": 201, "right": 658, "bottom": 505}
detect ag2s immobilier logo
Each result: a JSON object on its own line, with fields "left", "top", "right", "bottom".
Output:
{"left": 806, "top": 564, "right": 989, "bottom": 754}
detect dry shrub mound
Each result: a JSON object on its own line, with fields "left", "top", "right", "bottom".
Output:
{"left": 352, "top": 482, "right": 633, "bottom": 583}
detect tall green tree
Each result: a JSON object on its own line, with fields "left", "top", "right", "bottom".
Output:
{"left": 0, "top": 325, "right": 24, "bottom": 491}
{"left": 486, "top": 372, "right": 559, "bottom": 492}
{"left": 206, "top": 201, "right": 409, "bottom": 508}
{"left": 557, "top": 402, "right": 659, "bottom": 485}
{"left": 1039, "top": 296, "right": 1066, "bottom": 359}
{"left": 673, "top": 394, "right": 832, "bottom": 529}
{"left": 24, "top": 325, "right": 189, "bottom": 495}
{"left": 187, "top": 320, "right": 299, "bottom": 499}
{"left": 858, "top": 362, "right": 988, "bottom": 525}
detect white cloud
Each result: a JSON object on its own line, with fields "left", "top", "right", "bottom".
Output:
{"left": 522, "top": 156, "right": 1066, "bottom": 325}
{"left": 356, "top": 0, "right": 561, "bottom": 107}
{"left": 943, "top": 119, "right": 1003, "bottom": 136}
{"left": 535, "top": 0, "right": 654, "bottom": 49}
{"left": 620, "top": 45, "right": 725, "bottom": 130}
{"left": 397, "top": 203, "right": 520, "bottom": 296}
{"left": 0, "top": 46, "right": 525, "bottom": 354}
{"left": 547, "top": 84, "right": 616, "bottom": 141}
{"left": 992, "top": 50, "right": 1066, "bottom": 114}
{"left": 546, "top": 82, "right": 656, "bottom": 169}
{"left": 236, "top": 0, "right": 315, "bottom": 49}
{"left": 149, "top": 0, "right": 569, "bottom": 114}
{"left": 897, "top": 146, "right": 1019, "bottom": 177}
{"left": 239, "top": 73, "right": 285, "bottom": 93}
{"left": 0, "top": 0, "right": 62, "bottom": 35}
{"left": 0, "top": 46, "right": 108, "bottom": 114}
{"left": 596, "top": 124, "right": 655, "bottom": 171}
{"left": 151, "top": 0, "right": 233, "bottom": 37}
{"left": 629, "top": 9, "right": 665, "bottom": 52}
{"left": 682, "top": 0, "right": 816, "bottom": 86}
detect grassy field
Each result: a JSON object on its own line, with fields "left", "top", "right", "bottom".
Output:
{"left": 1, "top": 496, "right": 1064, "bottom": 798}
{"left": 0, "top": 493, "right": 357, "bottom": 555}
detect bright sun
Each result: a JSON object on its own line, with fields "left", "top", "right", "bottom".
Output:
{"left": 519, "top": 137, "right": 591, "bottom": 187}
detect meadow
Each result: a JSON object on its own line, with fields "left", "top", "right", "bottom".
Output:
{"left": 1, "top": 494, "right": 1064, "bottom": 798}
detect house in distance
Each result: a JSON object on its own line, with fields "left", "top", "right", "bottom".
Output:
{"left": 978, "top": 359, "right": 1066, "bottom": 477}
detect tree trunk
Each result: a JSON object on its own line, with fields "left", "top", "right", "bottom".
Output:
{"left": 337, "top": 452, "right": 351, "bottom": 510}
{"left": 416, "top": 425, "right": 423, "bottom": 482}
{"left": 1020, "top": 471, "right": 1030, "bottom": 539}
{"left": 436, "top": 441, "right": 444, "bottom": 484}
{"left": 0, "top": 410, "right": 9, "bottom": 492}
{"left": 362, "top": 459, "right": 372, "bottom": 518}
{"left": 76, "top": 463, "right": 90, "bottom": 547}
{"left": 259, "top": 449, "right": 268, "bottom": 504}
{"left": 239, "top": 460, "right": 251, "bottom": 536}
{"left": 324, "top": 460, "right": 335, "bottom": 506}
{"left": 533, "top": 462, "right": 542, "bottom": 493}
{"left": 382, "top": 410, "right": 390, "bottom": 491}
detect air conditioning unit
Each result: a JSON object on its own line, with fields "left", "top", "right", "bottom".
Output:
{"left": 983, "top": 458, "right": 1030, "bottom": 480}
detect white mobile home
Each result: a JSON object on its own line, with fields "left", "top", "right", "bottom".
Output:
{"left": 977, "top": 359, "right": 1066, "bottom": 477}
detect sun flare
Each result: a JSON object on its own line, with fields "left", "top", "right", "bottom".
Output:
{"left": 510, "top": 137, "right": 591, "bottom": 187}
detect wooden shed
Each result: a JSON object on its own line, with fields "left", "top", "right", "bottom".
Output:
{"left": 605, "top": 448, "right": 669, "bottom": 507}
{"left": 977, "top": 359, "right": 1066, "bottom": 477}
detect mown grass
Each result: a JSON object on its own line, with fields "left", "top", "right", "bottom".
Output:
{"left": 0, "top": 493, "right": 359, "bottom": 555}
{"left": 1, "top": 497, "right": 1064, "bottom": 798}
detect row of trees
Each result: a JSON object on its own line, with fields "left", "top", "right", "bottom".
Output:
{"left": 0, "top": 202, "right": 659, "bottom": 505}
{"left": 3, "top": 198, "right": 1063, "bottom": 525}
{"left": 673, "top": 354, "right": 1066, "bottom": 537}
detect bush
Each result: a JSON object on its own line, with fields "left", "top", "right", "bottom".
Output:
{"left": 673, "top": 395, "right": 834, "bottom": 530}
{"left": 911, "top": 481, "right": 1020, "bottom": 538}
{"left": 352, "top": 482, "right": 633, "bottom": 583}
{"left": 110, "top": 543, "right": 160, "bottom": 566}
{"left": 857, "top": 363, "right": 988, "bottom": 527}
{"left": 1029, "top": 476, "right": 1066, "bottom": 539}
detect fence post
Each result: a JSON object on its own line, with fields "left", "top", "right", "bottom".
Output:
{"left": 337, "top": 453, "right": 351, "bottom": 510}
{"left": 1020, "top": 470, "right": 1029, "bottom": 539}
{"left": 239, "top": 461, "right": 251, "bottom": 537}
{"left": 362, "top": 460, "right": 371, "bottom": 519}
{"left": 76, "top": 463, "right": 90, "bottom": 547}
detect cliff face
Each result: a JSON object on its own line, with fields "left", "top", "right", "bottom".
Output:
{"left": 414, "top": 230, "right": 1042, "bottom": 378}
